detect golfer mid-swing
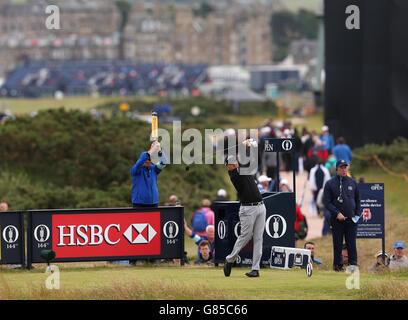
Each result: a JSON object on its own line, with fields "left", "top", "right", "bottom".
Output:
{"left": 223, "top": 153, "right": 266, "bottom": 278}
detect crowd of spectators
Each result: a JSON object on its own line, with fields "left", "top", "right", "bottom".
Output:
{"left": 0, "top": 61, "right": 208, "bottom": 98}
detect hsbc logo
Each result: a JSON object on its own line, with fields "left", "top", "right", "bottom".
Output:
{"left": 124, "top": 224, "right": 157, "bottom": 244}
{"left": 56, "top": 223, "right": 158, "bottom": 247}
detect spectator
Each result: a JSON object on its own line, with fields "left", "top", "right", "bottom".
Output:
{"left": 320, "top": 125, "right": 335, "bottom": 155}
{"left": 279, "top": 179, "right": 292, "bottom": 192}
{"left": 308, "top": 139, "right": 329, "bottom": 164}
{"left": 194, "top": 240, "right": 214, "bottom": 265}
{"left": 130, "top": 141, "right": 167, "bottom": 207}
{"left": 210, "top": 189, "right": 227, "bottom": 213}
{"left": 304, "top": 150, "right": 320, "bottom": 175}
{"left": 332, "top": 137, "right": 353, "bottom": 165}
{"left": 261, "top": 147, "right": 280, "bottom": 183}
{"left": 325, "top": 155, "right": 337, "bottom": 178}
{"left": 294, "top": 204, "right": 306, "bottom": 247}
{"left": 304, "top": 241, "right": 323, "bottom": 265}
{"left": 358, "top": 177, "right": 366, "bottom": 183}
{"left": 389, "top": 241, "right": 408, "bottom": 271}
{"left": 369, "top": 251, "right": 389, "bottom": 272}
{"left": 169, "top": 195, "right": 179, "bottom": 206}
{"left": 216, "top": 189, "right": 227, "bottom": 201}
{"left": 190, "top": 199, "right": 214, "bottom": 238}
{"left": 300, "top": 128, "right": 314, "bottom": 163}
{"left": 0, "top": 202, "right": 8, "bottom": 211}
{"left": 309, "top": 158, "right": 331, "bottom": 217}
{"left": 184, "top": 220, "right": 214, "bottom": 258}
{"left": 257, "top": 175, "right": 272, "bottom": 194}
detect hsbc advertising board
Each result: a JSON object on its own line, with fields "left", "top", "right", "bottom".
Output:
{"left": 27, "top": 207, "right": 183, "bottom": 267}
{"left": 0, "top": 211, "right": 25, "bottom": 265}
{"left": 214, "top": 192, "right": 295, "bottom": 267}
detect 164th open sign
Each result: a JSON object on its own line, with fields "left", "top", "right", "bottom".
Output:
{"left": 27, "top": 207, "right": 184, "bottom": 268}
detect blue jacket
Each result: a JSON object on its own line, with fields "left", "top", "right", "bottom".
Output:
{"left": 333, "top": 144, "right": 353, "bottom": 164}
{"left": 131, "top": 151, "right": 163, "bottom": 205}
{"left": 320, "top": 134, "right": 335, "bottom": 152}
{"left": 323, "top": 175, "right": 360, "bottom": 220}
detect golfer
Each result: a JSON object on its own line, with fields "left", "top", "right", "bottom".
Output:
{"left": 223, "top": 154, "right": 266, "bottom": 278}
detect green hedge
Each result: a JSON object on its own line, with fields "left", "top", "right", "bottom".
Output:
{"left": 0, "top": 108, "right": 233, "bottom": 216}
{"left": 352, "top": 137, "right": 408, "bottom": 173}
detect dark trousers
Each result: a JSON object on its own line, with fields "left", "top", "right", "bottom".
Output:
{"left": 331, "top": 218, "right": 358, "bottom": 268}
{"left": 322, "top": 209, "right": 332, "bottom": 236}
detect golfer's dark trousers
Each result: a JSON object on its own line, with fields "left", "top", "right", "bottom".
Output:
{"left": 331, "top": 218, "right": 358, "bottom": 267}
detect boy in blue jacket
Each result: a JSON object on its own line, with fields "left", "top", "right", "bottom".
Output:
{"left": 131, "top": 141, "right": 167, "bottom": 207}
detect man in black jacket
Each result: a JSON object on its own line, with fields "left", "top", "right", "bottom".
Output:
{"left": 223, "top": 154, "right": 266, "bottom": 278}
{"left": 323, "top": 160, "right": 360, "bottom": 271}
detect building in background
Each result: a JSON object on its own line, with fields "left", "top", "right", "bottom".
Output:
{"left": 0, "top": 0, "right": 278, "bottom": 77}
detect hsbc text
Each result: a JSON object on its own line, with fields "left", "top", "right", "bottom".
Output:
{"left": 57, "top": 224, "right": 121, "bottom": 246}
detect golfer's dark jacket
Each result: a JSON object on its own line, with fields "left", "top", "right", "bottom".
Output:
{"left": 228, "top": 168, "right": 262, "bottom": 204}
{"left": 323, "top": 175, "right": 360, "bottom": 219}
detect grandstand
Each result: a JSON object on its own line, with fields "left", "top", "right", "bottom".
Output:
{"left": 0, "top": 60, "right": 208, "bottom": 98}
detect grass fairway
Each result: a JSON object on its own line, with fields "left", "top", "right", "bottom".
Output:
{"left": 0, "top": 96, "right": 158, "bottom": 115}
{"left": 2, "top": 263, "right": 406, "bottom": 300}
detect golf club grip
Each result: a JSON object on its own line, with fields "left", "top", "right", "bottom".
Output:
{"left": 151, "top": 111, "right": 158, "bottom": 141}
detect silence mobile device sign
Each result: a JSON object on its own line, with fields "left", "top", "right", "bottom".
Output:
{"left": 27, "top": 207, "right": 184, "bottom": 268}
{"left": 356, "top": 183, "right": 385, "bottom": 239}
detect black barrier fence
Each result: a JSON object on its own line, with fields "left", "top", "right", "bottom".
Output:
{"left": 0, "top": 211, "right": 25, "bottom": 266}
{"left": 213, "top": 192, "right": 295, "bottom": 267}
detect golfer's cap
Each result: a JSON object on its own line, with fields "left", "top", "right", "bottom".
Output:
{"left": 280, "top": 178, "right": 288, "bottom": 185}
{"left": 217, "top": 189, "right": 227, "bottom": 197}
{"left": 224, "top": 155, "right": 237, "bottom": 165}
{"left": 375, "top": 251, "right": 388, "bottom": 258}
{"left": 322, "top": 125, "right": 329, "bottom": 132}
{"left": 258, "top": 175, "right": 272, "bottom": 183}
{"left": 336, "top": 159, "right": 349, "bottom": 168}
{"left": 394, "top": 241, "right": 405, "bottom": 249}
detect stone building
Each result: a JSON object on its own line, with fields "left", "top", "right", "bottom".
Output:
{"left": 0, "top": 0, "right": 278, "bottom": 77}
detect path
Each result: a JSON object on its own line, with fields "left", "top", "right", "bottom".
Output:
{"left": 279, "top": 170, "right": 324, "bottom": 240}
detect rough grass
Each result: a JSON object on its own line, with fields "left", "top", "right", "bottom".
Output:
{"left": 359, "top": 271, "right": 408, "bottom": 300}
